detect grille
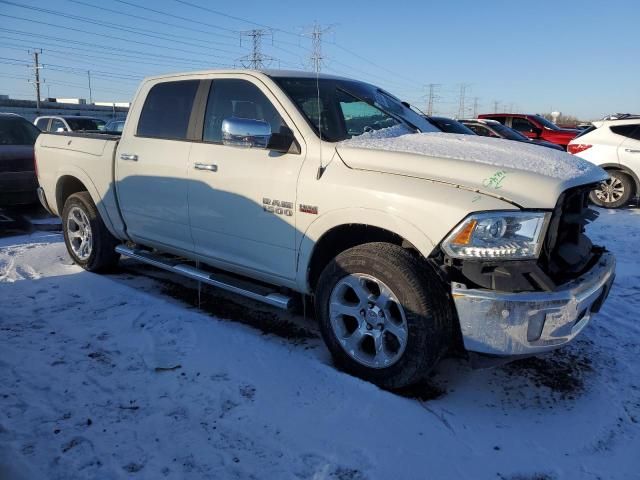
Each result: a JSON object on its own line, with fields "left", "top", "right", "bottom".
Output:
{"left": 540, "top": 184, "right": 600, "bottom": 283}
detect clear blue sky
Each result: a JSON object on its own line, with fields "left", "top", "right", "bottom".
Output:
{"left": 0, "top": 0, "right": 638, "bottom": 119}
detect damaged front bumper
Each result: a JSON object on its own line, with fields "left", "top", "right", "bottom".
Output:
{"left": 451, "top": 251, "right": 616, "bottom": 356}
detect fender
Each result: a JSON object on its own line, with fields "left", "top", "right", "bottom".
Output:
{"left": 54, "top": 165, "right": 123, "bottom": 239}
{"left": 295, "top": 207, "right": 437, "bottom": 293}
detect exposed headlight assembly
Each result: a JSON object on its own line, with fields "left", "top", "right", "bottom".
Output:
{"left": 442, "top": 211, "right": 551, "bottom": 260}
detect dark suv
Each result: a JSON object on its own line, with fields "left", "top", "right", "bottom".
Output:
{"left": 0, "top": 114, "right": 40, "bottom": 206}
{"left": 477, "top": 113, "right": 579, "bottom": 149}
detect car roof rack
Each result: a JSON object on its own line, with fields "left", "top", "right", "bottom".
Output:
{"left": 602, "top": 113, "right": 640, "bottom": 121}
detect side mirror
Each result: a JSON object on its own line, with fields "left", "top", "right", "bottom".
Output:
{"left": 222, "top": 117, "right": 271, "bottom": 149}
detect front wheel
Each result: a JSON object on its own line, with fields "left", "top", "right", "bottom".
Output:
{"left": 590, "top": 171, "right": 633, "bottom": 208}
{"left": 62, "top": 192, "right": 120, "bottom": 272}
{"left": 315, "top": 242, "right": 453, "bottom": 389}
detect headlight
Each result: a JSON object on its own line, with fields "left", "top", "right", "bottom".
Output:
{"left": 442, "top": 211, "right": 550, "bottom": 260}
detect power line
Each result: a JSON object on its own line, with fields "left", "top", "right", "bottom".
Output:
{"left": 112, "top": 0, "right": 238, "bottom": 37}
{"left": 0, "top": 0, "right": 241, "bottom": 57}
{"left": 0, "top": 13, "right": 236, "bottom": 62}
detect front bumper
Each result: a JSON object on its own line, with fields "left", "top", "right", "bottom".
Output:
{"left": 452, "top": 251, "right": 615, "bottom": 356}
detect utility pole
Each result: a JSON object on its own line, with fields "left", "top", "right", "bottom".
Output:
{"left": 238, "top": 29, "right": 273, "bottom": 69}
{"left": 472, "top": 97, "right": 479, "bottom": 118}
{"left": 87, "top": 70, "right": 93, "bottom": 104}
{"left": 29, "top": 49, "right": 43, "bottom": 110}
{"left": 305, "top": 23, "right": 332, "bottom": 73}
{"left": 425, "top": 83, "right": 440, "bottom": 116}
{"left": 457, "top": 84, "right": 468, "bottom": 119}
{"left": 493, "top": 100, "right": 500, "bottom": 113}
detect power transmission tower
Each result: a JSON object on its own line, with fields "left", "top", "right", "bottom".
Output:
{"left": 28, "top": 49, "right": 43, "bottom": 110}
{"left": 305, "top": 23, "right": 332, "bottom": 73}
{"left": 87, "top": 70, "right": 93, "bottom": 104}
{"left": 457, "top": 84, "right": 469, "bottom": 119}
{"left": 425, "top": 83, "right": 440, "bottom": 116}
{"left": 238, "top": 29, "right": 274, "bottom": 69}
{"left": 493, "top": 100, "right": 500, "bottom": 113}
{"left": 472, "top": 97, "right": 479, "bottom": 118}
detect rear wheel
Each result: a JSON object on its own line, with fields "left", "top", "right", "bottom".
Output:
{"left": 590, "top": 170, "right": 633, "bottom": 208}
{"left": 62, "top": 192, "right": 120, "bottom": 272}
{"left": 315, "top": 242, "right": 453, "bottom": 389}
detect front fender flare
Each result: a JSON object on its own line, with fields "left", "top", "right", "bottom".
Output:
{"left": 295, "top": 208, "right": 437, "bottom": 293}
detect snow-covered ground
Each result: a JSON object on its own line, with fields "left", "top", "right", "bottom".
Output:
{"left": 1, "top": 208, "right": 639, "bottom": 480}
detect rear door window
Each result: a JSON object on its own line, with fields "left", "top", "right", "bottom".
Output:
{"left": 137, "top": 80, "right": 200, "bottom": 140}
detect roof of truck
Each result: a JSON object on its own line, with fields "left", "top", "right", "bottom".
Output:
{"left": 141, "top": 69, "right": 354, "bottom": 83}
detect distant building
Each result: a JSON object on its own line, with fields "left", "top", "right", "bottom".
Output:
{"left": 0, "top": 96, "right": 129, "bottom": 122}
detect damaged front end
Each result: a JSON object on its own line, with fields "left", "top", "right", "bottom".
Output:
{"left": 438, "top": 184, "right": 616, "bottom": 356}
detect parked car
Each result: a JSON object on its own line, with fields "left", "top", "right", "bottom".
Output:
{"left": 34, "top": 116, "right": 106, "bottom": 133}
{"left": 0, "top": 113, "right": 40, "bottom": 206}
{"left": 478, "top": 113, "right": 579, "bottom": 149}
{"left": 104, "top": 119, "right": 126, "bottom": 133}
{"left": 34, "top": 70, "right": 615, "bottom": 389}
{"left": 423, "top": 116, "right": 476, "bottom": 135}
{"left": 461, "top": 118, "right": 565, "bottom": 151}
{"left": 568, "top": 114, "right": 640, "bottom": 208}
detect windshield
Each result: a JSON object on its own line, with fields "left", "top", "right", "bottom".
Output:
{"left": 272, "top": 77, "right": 438, "bottom": 141}
{"left": 0, "top": 116, "right": 40, "bottom": 145}
{"left": 65, "top": 118, "right": 105, "bottom": 131}
{"left": 532, "top": 115, "right": 561, "bottom": 130}
{"left": 491, "top": 123, "right": 529, "bottom": 141}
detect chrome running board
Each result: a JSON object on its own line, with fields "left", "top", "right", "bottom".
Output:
{"left": 115, "top": 245, "right": 293, "bottom": 310}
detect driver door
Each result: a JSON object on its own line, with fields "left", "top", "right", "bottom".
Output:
{"left": 187, "top": 77, "right": 305, "bottom": 281}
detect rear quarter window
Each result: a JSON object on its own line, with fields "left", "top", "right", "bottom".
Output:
{"left": 610, "top": 124, "right": 640, "bottom": 141}
{"left": 137, "top": 80, "right": 200, "bottom": 140}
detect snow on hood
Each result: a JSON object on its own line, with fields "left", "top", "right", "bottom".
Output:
{"left": 339, "top": 129, "right": 597, "bottom": 181}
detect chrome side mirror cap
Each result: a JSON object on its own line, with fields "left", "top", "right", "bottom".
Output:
{"left": 222, "top": 117, "right": 271, "bottom": 149}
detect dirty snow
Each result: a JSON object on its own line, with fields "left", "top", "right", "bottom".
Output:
{"left": 1, "top": 208, "right": 640, "bottom": 480}
{"left": 341, "top": 129, "right": 599, "bottom": 180}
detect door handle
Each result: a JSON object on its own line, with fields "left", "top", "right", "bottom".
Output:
{"left": 120, "top": 153, "right": 138, "bottom": 161}
{"left": 624, "top": 149, "right": 640, "bottom": 153}
{"left": 194, "top": 162, "right": 218, "bottom": 172}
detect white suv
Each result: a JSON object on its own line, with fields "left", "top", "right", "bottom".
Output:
{"left": 568, "top": 114, "right": 640, "bottom": 208}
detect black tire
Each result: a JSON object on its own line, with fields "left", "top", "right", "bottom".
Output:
{"left": 315, "top": 242, "right": 453, "bottom": 389}
{"left": 589, "top": 170, "right": 634, "bottom": 209}
{"left": 62, "top": 192, "right": 120, "bottom": 272}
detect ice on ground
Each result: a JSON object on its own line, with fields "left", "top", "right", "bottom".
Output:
{"left": 341, "top": 129, "right": 599, "bottom": 180}
{"left": 1, "top": 210, "right": 639, "bottom": 479}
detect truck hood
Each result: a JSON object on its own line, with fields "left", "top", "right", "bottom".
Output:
{"left": 336, "top": 131, "right": 607, "bottom": 209}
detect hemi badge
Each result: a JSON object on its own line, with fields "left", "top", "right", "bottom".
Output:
{"left": 299, "top": 204, "right": 318, "bottom": 215}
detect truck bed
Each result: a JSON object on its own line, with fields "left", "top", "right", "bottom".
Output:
{"left": 35, "top": 131, "right": 126, "bottom": 238}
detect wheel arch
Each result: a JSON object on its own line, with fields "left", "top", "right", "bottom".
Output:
{"left": 54, "top": 170, "right": 120, "bottom": 238}
{"left": 298, "top": 209, "right": 437, "bottom": 293}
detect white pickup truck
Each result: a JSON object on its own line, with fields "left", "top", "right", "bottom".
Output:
{"left": 35, "top": 70, "right": 616, "bottom": 388}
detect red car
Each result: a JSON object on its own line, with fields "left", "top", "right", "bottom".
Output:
{"left": 477, "top": 113, "right": 579, "bottom": 149}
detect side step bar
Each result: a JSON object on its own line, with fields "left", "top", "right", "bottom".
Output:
{"left": 115, "top": 245, "right": 293, "bottom": 310}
